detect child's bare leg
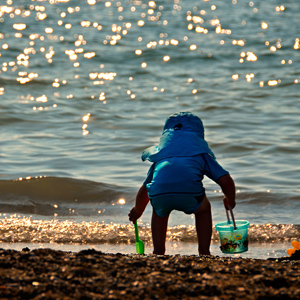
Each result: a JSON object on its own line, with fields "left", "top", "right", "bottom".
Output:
{"left": 194, "top": 195, "right": 212, "bottom": 255}
{"left": 151, "top": 208, "right": 169, "bottom": 255}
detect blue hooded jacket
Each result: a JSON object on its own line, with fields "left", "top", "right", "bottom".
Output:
{"left": 141, "top": 112, "right": 229, "bottom": 198}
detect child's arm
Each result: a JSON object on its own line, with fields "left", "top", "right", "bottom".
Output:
{"left": 216, "top": 174, "right": 236, "bottom": 210}
{"left": 128, "top": 185, "right": 150, "bottom": 223}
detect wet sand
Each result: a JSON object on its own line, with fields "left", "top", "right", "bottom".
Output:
{"left": 0, "top": 248, "right": 299, "bottom": 300}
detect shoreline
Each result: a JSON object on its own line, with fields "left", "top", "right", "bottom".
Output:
{"left": 0, "top": 248, "right": 299, "bottom": 299}
{"left": 0, "top": 241, "right": 291, "bottom": 260}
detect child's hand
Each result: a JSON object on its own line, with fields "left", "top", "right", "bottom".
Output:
{"left": 216, "top": 175, "right": 236, "bottom": 210}
{"left": 223, "top": 197, "right": 235, "bottom": 210}
{"left": 129, "top": 186, "right": 149, "bottom": 223}
{"left": 128, "top": 206, "right": 142, "bottom": 223}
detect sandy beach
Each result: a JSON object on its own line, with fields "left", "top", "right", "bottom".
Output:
{"left": 0, "top": 248, "right": 299, "bottom": 300}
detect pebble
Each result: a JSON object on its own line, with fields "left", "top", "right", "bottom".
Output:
{"left": 0, "top": 248, "right": 299, "bottom": 299}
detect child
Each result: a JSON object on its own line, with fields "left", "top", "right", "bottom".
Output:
{"left": 128, "top": 112, "right": 236, "bottom": 255}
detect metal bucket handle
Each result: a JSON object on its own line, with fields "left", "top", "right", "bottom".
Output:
{"left": 226, "top": 205, "right": 237, "bottom": 230}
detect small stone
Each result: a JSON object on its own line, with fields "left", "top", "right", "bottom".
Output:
{"left": 252, "top": 274, "right": 264, "bottom": 281}
{"left": 202, "top": 273, "right": 213, "bottom": 280}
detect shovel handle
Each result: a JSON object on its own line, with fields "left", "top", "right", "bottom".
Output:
{"left": 134, "top": 221, "right": 139, "bottom": 242}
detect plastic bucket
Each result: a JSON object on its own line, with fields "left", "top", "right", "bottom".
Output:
{"left": 215, "top": 220, "right": 250, "bottom": 254}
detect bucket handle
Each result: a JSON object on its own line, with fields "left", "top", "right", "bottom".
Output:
{"left": 226, "top": 205, "right": 237, "bottom": 230}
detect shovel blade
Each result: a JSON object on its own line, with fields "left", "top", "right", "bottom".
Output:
{"left": 136, "top": 240, "right": 144, "bottom": 254}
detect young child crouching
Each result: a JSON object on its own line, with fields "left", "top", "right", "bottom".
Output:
{"left": 129, "top": 112, "right": 236, "bottom": 255}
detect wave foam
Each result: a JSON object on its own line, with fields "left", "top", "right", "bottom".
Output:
{"left": 0, "top": 216, "right": 299, "bottom": 245}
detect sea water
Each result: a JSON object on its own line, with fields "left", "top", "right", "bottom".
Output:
{"left": 0, "top": 0, "right": 299, "bottom": 259}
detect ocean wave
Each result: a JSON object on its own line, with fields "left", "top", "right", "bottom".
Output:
{"left": 0, "top": 176, "right": 299, "bottom": 219}
{"left": 0, "top": 177, "right": 135, "bottom": 208}
{"left": 0, "top": 216, "right": 298, "bottom": 245}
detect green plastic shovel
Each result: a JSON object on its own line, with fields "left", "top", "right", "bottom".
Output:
{"left": 134, "top": 221, "right": 144, "bottom": 254}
